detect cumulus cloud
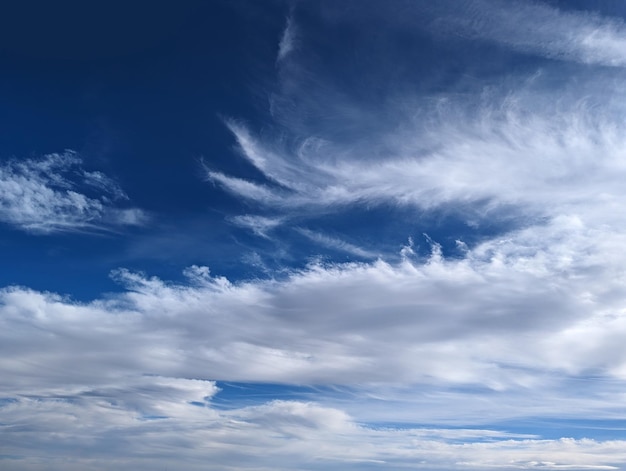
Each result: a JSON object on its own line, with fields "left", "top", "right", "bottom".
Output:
{"left": 0, "top": 151, "right": 147, "bottom": 233}
{"left": 3, "top": 232, "right": 626, "bottom": 401}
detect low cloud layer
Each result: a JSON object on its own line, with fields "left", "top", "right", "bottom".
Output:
{"left": 4, "top": 390, "right": 626, "bottom": 471}
{"left": 2, "top": 226, "right": 626, "bottom": 467}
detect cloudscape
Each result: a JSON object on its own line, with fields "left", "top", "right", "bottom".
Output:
{"left": 2, "top": 1, "right": 626, "bottom": 470}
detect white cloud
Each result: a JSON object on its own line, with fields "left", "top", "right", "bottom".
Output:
{"left": 2, "top": 391, "right": 626, "bottom": 470}
{"left": 3, "top": 227, "right": 626, "bottom": 401}
{"left": 296, "top": 228, "right": 378, "bottom": 258}
{"left": 230, "top": 214, "right": 284, "bottom": 238}
{"left": 211, "top": 87, "right": 626, "bottom": 226}
{"left": 277, "top": 16, "right": 297, "bottom": 62}
{"left": 0, "top": 151, "right": 147, "bottom": 233}
{"left": 426, "top": 0, "right": 626, "bottom": 67}
{"left": 208, "top": 3, "right": 626, "bottom": 238}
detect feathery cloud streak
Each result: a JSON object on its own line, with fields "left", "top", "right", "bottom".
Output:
{"left": 277, "top": 15, "right": 297, "bottom": 62}
{"left": 425, "top": 0, "right": 626, "bottom": 66}
{"left": 211, "top": 87, "right": 626, "bottom": 225}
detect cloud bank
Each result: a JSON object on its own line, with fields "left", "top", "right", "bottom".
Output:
{"left": 2, "top": 245, "right": 626, "bottom": 468}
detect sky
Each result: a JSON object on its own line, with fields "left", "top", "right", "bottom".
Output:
{"left": 2, "top": 0, "right": 626, "bottom": 469}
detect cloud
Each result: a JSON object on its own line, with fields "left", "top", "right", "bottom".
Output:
{"left": 295, "top": 228, "right": 379, "bottom": 258}
{"left": 230, "top": 214, "right": 284, "bottom": 238}
{"left": 3, "top": 226, "right": 626, "bottom": 403}
{"left": 0, "top": 151, "right": 148, "bottom": 233}
{"left": 207, "top": 2, "right": 626, "bottom": 237}
{"left": 212, "top": 84, "right": 626, "bottom": 225}
{"left": 277, "top": 15, "right": 297, "bottom": 62}
{"left": 2, "top": 389, "right": 626, "bottom": 470}
{"left": 425, "top": 0, "right": 626, "bottom": 67}
{"left": 2, "top": 330, "right": 626, "bottom": 471}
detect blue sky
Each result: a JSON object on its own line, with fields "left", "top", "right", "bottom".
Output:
{"left": 2, "top": 1, "right": 626, "bottom": 469}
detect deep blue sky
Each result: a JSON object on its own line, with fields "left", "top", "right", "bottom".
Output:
{"left": 3, "top": 1, "right": 626, "bottom": 470}
{"left": 0, "top": 1, "right": 289, "bottom": 296}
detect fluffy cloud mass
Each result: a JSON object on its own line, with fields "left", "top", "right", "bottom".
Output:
{"left": 3, "top": 233, "right": 626, "bottom": 468}
{"left": 0, "top": 151, "right": 147, "bottom": 233}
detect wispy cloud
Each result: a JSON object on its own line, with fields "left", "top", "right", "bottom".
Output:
{"left": 296, "top": 228, "right": 378, "bottom": 259}
{"left": 277, "top": 15, "right": 297, "bottom": 62}
{"left": 212, "top": 85, "right": 626, "bottom": 224}
{"left": 425, "top": 0, "right": 626, "bottom": 67}
{"left": 0, "top": 151, "right": 148, "bottom": 233}
{"left": 230, "top": 214, "right": 284, "bottom": 238}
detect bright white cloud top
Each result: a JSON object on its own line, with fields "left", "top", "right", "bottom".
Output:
{"left": 3, "top": 1, "right": 626, "bottom": 470}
